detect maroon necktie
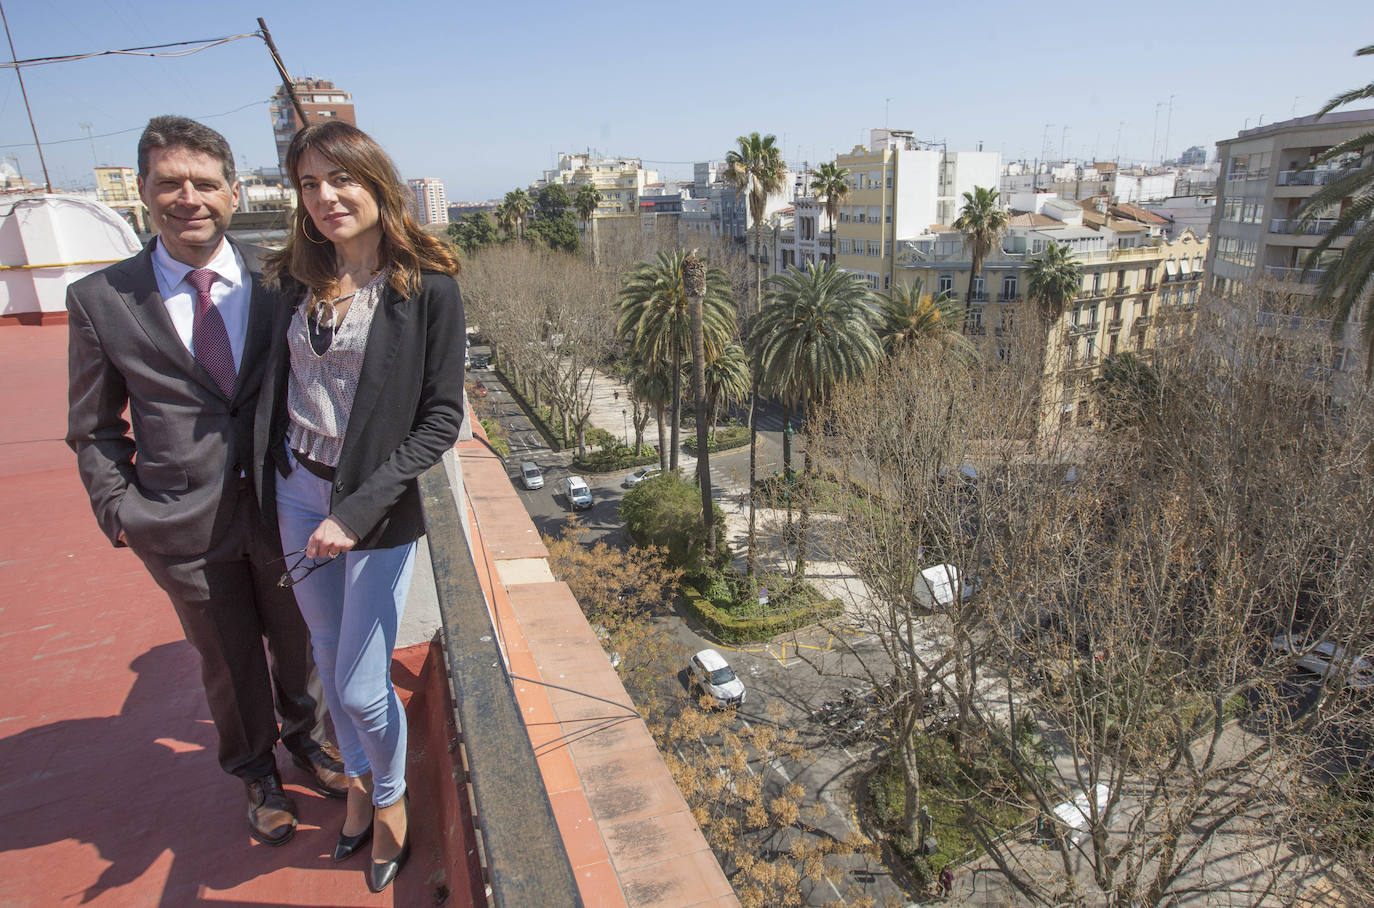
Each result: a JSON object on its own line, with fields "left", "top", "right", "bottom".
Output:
{"left": 186, "top": 268, "right": 237, "bottom": 397}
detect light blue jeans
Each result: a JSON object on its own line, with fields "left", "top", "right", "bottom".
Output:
{"left": 276, "top": 458, "right": 415, "bottom": 808}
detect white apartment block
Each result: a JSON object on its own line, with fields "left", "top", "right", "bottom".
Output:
{"left": 408, "top": 178, "right": 449, "bottom": 226}
{"left": 833, "top": 129, "right": 1001, "bottom": 292}
{"left": 536, "top": 153, "right": 660, "bottom": 219}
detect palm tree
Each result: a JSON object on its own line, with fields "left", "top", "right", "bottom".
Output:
{"left": 753, "top": 262, "right": 883, "bottom": 579}
{"left": 617, "top": 250, "right": 737, "bottom": 471}
{"left": 703, "top": 343, "right": 750, "bottom": 441}
{"left": 627, "top": 362, "right": 672, "bottom": 471}
{"left": 809, "top": 162, "right": 850, "bottom": 265}
{"left": 724, "top": 133, "right": 788, "bottom": 316}
{"left": 684, "top": 252, "right": 715, "bottom": 557}
{"left": 953, "top": 186, "right": 1009, "bottom": 306}
{"left": 878, "top": 278, "right": 975, "bottom": 358}
{"left": 1026, "top": 242, "right": 1084, "bottom": 411}
{"left": 574, "top": 183, "right": 603, "bottom": 264}
{"left": 1026, "top": 241, "right": 1082, "bottom": 325}
{"left": 1295, "top": 42, "right": 1374, "bottom": 380}
{"left": 494, "top": 199, "right": 519, "bottom": 239}
{"left": 503, "top": 188, "right": 531, "bottom": 241}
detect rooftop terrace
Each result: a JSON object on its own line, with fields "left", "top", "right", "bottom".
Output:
{"left": 0, "top": 319, "right": 734, "bottom": 907}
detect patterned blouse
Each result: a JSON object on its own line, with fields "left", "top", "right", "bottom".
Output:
{"left": 285, "top": 270, "right": 389, "bottom": 468}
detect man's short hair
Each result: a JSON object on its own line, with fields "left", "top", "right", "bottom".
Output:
{"left": 137, "top": 115, "right": 236, "bottom": 186}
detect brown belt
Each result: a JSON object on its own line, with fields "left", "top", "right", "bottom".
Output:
{"left": 293, "top": 451, "right": 336, "bottom": 482}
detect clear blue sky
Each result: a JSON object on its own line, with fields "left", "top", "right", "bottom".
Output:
{"left": 3, "top": 0, "right": 1372, "bottom": 202}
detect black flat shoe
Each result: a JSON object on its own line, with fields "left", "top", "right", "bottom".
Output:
{"left": 366, "top": 835, "right": 410, "bottom": 893}
{"left": 333, "top": 818, "right": 373, "bottom": 862}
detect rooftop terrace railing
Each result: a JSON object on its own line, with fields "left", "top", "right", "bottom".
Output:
{"left": 417, "top": 462, "right": 583, "bottom": 908}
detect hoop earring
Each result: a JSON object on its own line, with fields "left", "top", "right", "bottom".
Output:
{"left": 302, "top": 218, "right": 330, "bottom": 246}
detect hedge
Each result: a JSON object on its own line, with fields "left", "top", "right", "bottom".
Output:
{"left": 684, "top": 425, "right": 751, "bottom": 455}
{"left": 680, "top": 579, "right": 843, "bottom": 644}
{"left": 572, "top": 448, "right": 660, "bottom": 474}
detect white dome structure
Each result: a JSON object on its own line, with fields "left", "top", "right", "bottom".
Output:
{"left": 1, "top": 194, "right": 142, "bottom": 323}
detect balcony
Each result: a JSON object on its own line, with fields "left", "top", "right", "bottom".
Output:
{"left": 1069, "top": 321, "right": 1100, "bottom": 336}
{"left": 1276, "top": 169, "right": 1345, "bottom": 187}
{"left": 965, "top": 291, "right": 989, "bottom": 303}
{"left": 1256, "top": 309, "right": 1334, "bottom": 332}
{"left": 1269, "top": 217, "right": 1367, "bottom": 236}
{"left": 0, "top": 324, "right": 732, "bottom": 906}
{"left": 1264, "top": 265, "right": 1328, "bottom": 284}
{"left": 998, "top": 293, "right": 1021, "bottom": 303}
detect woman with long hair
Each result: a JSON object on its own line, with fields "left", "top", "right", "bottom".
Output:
{"left": 257, "top": 120, "right": 463, "bottom": 892}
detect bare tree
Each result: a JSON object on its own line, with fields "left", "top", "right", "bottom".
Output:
{"left": 801, "top": 304, "right": 1374, "bottom": 906}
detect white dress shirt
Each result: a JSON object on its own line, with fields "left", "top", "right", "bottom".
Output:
{"left": 150, "top": 238, "right": 250, "bottom": 369}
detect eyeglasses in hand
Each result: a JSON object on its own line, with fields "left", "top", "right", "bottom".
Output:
{"left": 273, "top": 548, "right": 334, "bottom": 588}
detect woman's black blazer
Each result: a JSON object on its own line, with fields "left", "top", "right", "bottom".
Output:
{"left": 254, "top": 270, "right": 466, "bottom": 550}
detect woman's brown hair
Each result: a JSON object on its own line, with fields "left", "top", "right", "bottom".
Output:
{"left": 265, "top": 121, "right": 459, "bottom": 299}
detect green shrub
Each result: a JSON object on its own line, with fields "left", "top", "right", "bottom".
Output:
{"left": 585, "top": 427, "right": 620, "bottom": 451}
{"left": 620, "top": 473, "right": 723, "bottom": 573}
{"left": 479, "top": 417, "right": 511, "bottom": 457}
{"left": 572, "top": 447, "right": 660, "bottom": 474}
{"left": 684, "top": 425, "right": 751, "bottom": 455}
{"left": 678, "top": 575, "right": 842, "bottom": 644}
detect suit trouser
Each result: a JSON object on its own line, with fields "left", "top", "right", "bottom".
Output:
{"left": 135, "top": 478, "right": 327, "bottom": 780}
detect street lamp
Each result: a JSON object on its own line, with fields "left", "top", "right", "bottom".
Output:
{"left": 622, "top": 408, "right": 629, "bottom": 450}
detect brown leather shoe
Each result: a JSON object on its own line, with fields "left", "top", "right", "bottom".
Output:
{"left": 291, "top": 742, "right": 348, "bottom": 799}
{"left": 246, "top": 772, "right": 297, "bottom": 846}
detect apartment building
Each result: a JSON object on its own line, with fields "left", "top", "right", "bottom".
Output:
{"left": 893, "top": 202, "right": 1207, "bottom": 428}
{"left": 93, "top": 165, "right": 147, "bottom": 233}
{"left": 269, "top": 78, "right": 357, "bottom": 175}
{"left": 535, "top": 153, "right": 660, "bottom": 223}
{"left": 1203, "top": 109, "right": 1374, "bottom": 396}
{"left": 833, "top": 129, "right": 1000, "bottom": 292}
{"left": 408, "top": 177, "right": 449, "bottom": 226}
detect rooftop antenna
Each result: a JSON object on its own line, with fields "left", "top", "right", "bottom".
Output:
{"left": 885, "top": 97, "right": 891, "bottom": 129}
{"left": 1162, "top": 94, "right": 1175, "bottom": 165}
{"left": 1, "top": 0, "right": 52, "bottom": 192}
{"left": 256, "top": 18, "right": 307, "bottom": 124}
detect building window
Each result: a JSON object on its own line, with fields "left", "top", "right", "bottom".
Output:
{"left": 964, "top": 306, "right": 984, "bottom": 333}
{"left": 1002, "top": 274, "right": 1018, "bottom": 300}
{"left": 868, "top": 240, "right": 880, "bottom": 257}
{"left": 970, "top": 276, "right": 985, "bottom": 301}
{"left": 938, "top": 273, "right": 954, "bottom": 294}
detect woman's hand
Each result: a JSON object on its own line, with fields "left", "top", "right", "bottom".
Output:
{"left": 306, "top": 516, "right": 359, "bottom": 560}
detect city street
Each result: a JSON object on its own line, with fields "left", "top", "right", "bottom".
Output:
{"left": 467, "top": 351, "right": 918, "bottom": 906}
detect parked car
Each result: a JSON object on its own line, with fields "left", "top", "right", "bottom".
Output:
{"left": 624, "top": 465, "right": 662, "bottom": 488}
{"left": 1271, "top": 635, "right": 1374, "bottom": 691}
{"left": 519, "top": 461, "right": 544, "bottom": 490}
{"left": 565, "top": 475, "right": 593, "bottom": 509}
{"left": 689, "top": 648, "right": 746, "bottom": 708}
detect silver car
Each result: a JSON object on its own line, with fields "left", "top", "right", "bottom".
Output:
{"left": 519, "top": 461, "right": 544, "bottom": 490}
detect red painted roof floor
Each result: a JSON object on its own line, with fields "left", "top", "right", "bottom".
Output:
{"left": 0, "top": 322, "right": 476, "bottom": 907}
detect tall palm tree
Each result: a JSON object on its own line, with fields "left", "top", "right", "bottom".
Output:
{"left": 617, "top": 250, "right": 737, "bottom": 471}
{"left": 1026, "top": 242, "right": 1084, "bottom": 409}
{"left": 684, "top": 252, "right": 715, "bottom": 558}
{"left": 952, "top": 186, "right": 1009, "bottom": 305}
{"left": 724, "top": 133, "right": 787, "bottom": 316}
{"left": 809, "top": 162, "right": 850, "bottom": 265}
{"left": 503, "top": 188, "right": 531, "bottom": 241}
{"left": 703, "top": 343, "right": 750, "bottom": 441}
{"left": 574, "top": 183, "right": 603, "bottom": 264}
{"left": 879, "top": 278, "right": 975, "bottom": 358}
{"left": 753, "top": 263, "right": 883, "bottom": 579}
{"left": 1026, "top": 241, "right": 1082, "bottom": 325}
{"left": 1295, "top": 42, "right": 1374, "bottom": 380}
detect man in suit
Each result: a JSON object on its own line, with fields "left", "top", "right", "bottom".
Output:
{"left": 66, "top": 116, "right": 345, "bottom": 846}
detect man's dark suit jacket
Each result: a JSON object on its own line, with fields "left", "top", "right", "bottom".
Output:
{"left": 66, "top": 240, "right": 275, "bottom": 556}
{"left": 254, "top": 270, "right": 466, "bottom": 550}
